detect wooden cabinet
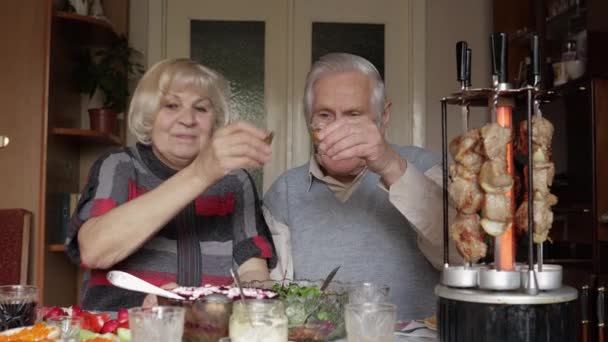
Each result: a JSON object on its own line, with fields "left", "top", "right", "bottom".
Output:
{"left": 0, "top": 0, "right": 129, "bottom": 306}
{"left": 494, "top": 1, "right": 608, "bottom": 340}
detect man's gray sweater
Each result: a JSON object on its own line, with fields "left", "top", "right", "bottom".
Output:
{"left": 264, "top": 145, "right": 440, "bottom": 320}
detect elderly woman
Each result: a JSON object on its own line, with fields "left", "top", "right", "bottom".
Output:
{"left": 65, "top": 58, "right": 276, "bottom": 311}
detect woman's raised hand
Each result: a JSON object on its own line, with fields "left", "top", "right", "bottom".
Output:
{"left": 191, "top": 121, "right": 272, "bottom": 185}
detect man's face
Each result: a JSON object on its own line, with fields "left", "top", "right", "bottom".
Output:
{"left": 310, "top": 71, "right": 377, "bottom": 178}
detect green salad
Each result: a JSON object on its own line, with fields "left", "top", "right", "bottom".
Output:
{"left": 271, "top": 282, "right": 347, "bottom": 340}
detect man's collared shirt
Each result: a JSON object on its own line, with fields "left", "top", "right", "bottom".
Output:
{"left": 307, "top": 156, "right": 368, "bottom": 203}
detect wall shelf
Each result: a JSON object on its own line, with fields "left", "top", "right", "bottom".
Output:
{"left": 52, "top": 11, "right": 120, "bottom": 45}
{"left": 52, "top": 128, "right": 122, "bottom": 146}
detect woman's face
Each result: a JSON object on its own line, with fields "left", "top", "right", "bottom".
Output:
{"left": 151, "top": 86, "right": 216, "bottom": 170}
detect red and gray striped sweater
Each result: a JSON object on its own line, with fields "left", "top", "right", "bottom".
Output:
{"left": 65, "top": 143, "right": 276, "bottom": 311}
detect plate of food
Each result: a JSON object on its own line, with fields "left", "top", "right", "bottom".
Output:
{"left": 0, "top": 323, "right": 60, "bottom": 341}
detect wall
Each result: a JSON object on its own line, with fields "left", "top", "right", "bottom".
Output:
{"left": 126, "top": 0, "right": 149, "bottom": 146}
{"left": 425, "top": 0, "right": 493, "bottom": 155}
{"left": 127, "top": 0, "right": 494, "bottom": 158}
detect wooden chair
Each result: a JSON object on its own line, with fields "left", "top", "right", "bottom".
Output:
{"left": 0, "top": 209, "right": 32, "bottom": 285}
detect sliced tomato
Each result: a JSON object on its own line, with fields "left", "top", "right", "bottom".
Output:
{"left": 88, "top": 313, "right": 110, "bottom": 333}
{"left": 118, "top": 320, "right": 129, "bottom": 329}
{"left": 101, "top": 319, "right": 120, "bottom": 334}
{"left": 71, "top": 305, "right": 82, "bottom": 317}
{"left": 117, "top": 308, "right": 129, "bottom": 324}
{"left": 77, "top": 311, "right": 92, "bottom": 331}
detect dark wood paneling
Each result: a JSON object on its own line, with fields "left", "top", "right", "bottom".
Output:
{"left": 594, "top": 80, "right": 608, "bottom": 244}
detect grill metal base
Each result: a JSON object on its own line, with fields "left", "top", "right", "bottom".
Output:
{"left": 436, "top": 285, "right": 577, "bottom": 342}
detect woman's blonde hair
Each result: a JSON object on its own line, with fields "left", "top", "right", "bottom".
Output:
{"left": 128, "top": 58, "right": 232, "bottom": 145}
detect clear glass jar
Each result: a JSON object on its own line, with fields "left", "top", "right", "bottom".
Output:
{"left": 229, "top": 299, "right": 287, "bottom": 342}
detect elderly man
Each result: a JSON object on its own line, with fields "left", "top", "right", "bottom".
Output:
{"left": 263, "top": 53, "right": 454, "bottom": 320}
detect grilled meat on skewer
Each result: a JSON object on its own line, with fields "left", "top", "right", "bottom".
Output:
{"left": 518, "top": 115, "right": 554, "bottom": 151}
{"left": 450, "top": 213, "right": 487, "bottom": 263}
{"left": 515, "top": 192, "right": 558, "bottom": 243}
{"left": 482, "top": 193, "right": 512, "bottom": 223}
{"left": 516, "top": 114, "right": 557, "bottom": 243}
{"left": 450, "top": 129, "right": 484, "bottom": 173}
{"left": 481, "top": 123, "right": 512, "bottom": 161}
{"left": 479, "top": 160, "right": 513, "bottom": 194}
{"left": 449, "top": 176, "right": 484, "bottom": 214}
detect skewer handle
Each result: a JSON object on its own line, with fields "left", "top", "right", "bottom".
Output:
{"left": 490, "top": 33, "right": 508, "bottom": 85}
{"left": 465, "top": 48, "right": 472, "bottom": 88}
{"left": 531, "top": 34, "right": 541, "bottom": 88}
{"left": 456, "top": 41, "right": 468, "bottom": 88}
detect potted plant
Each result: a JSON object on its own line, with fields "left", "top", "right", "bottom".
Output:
{"left": 75, "top": 36, "right": 144, "bottom": 135}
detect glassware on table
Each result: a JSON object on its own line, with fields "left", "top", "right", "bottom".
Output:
{"left": 128, "top": 306, "right": 185, "bottom": 342}
{"left": 229, "top": 299, "right": 288, "bottom": 342}
{"left": 345, "top": 302, "right": 397, "bottom": 342}
{"left": 0, "top": 285, "right": 39, "bottom": 331}
{"left": 158, "top": 293, "right": 232, "bottom": 341}
{"left": 347, "top": 282, "right": 390, "bottom": 304}
{"left": 45, "top": 316, "right": 82, "bottom": 342}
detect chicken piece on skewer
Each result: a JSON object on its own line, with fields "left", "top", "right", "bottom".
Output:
{"left": 449, "top": 176, "right": 484, "bottom": 214}
{"left": 517, "top": 115, "right": 554, "bottom": 159}
{"left": 449, "top": 129, "right": 484, "bottom": 173}
{"left": 449, "top": 128, "right": 480, "bottom": 160}
{"left": 455, "top": 152, "right": 483, "bottom": 174}
{"left": 481, "top": 123, "right": 512, "bottom": 161}
{"left": 480, "top": 218, "right": 509, "bottom": 237}
{"left": 479, "top": 160, "right": 513, "bottom": 194}
{"left": 450, "top": 213, "right": 487, "bottom": 263}
{"left": 527, "top": 162, "right": 555, "bottom": 195}
{"left": 482, "top": 193, "right": 512, "bottom": 223}
{"left": 515, "top": 192, "right": 558, "bottom": 243}
{"left": 449, "top": 163, "right": 477, "bottom": 181}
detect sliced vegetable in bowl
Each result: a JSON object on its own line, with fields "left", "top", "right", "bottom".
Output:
{"left": 245, "top": 280, "right": 349, "bottom": 341}
{"left": 0, "top": 323, "right": 60, "bottom": 341}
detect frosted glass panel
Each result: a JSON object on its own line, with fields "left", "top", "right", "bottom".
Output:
{"left": 312, "top": 22, "right": 385, "bottom": 79}
{"left": 191, "top": 20, "right": 265, "bottom": 191}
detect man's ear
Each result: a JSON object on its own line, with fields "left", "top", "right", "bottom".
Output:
{"left": 380, "top": 101, "right": 392, "bottom": 133}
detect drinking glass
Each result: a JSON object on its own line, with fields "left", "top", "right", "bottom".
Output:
{"left": 345, "top": 303, "right": 396, "bottom": 342}
{"left": 310, "top": 121, "right": 328, "bottom": 154}
{"left": 229, "top": 299, "right": 287, "bottom": 342}
{"left": 46, "top": 316, "right": 82, "bottom": 342}
{"left": 348, "top": 282, "right": 390, "bottom": 304}
{"left": 0, "top": 285, "right": 39, "bottom": 331}
{"left": 128, "top": 306, "right": 185, "bottom": 342}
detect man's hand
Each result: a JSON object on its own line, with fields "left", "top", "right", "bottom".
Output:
{"left": 317, "top": 116, "right": 406, "bottom": 186}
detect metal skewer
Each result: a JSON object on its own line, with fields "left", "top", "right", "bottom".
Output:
{"left": 441, "top": 98, "right": 449, "bottom": 269}
{"left": 457, "top": 42, "right": 471, "bottom": 270}
{"left": 524, "top": 34, "right": 541, "bottom": 295}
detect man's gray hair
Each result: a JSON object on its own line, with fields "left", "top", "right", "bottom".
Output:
{"left": 303, "top": 53, "right": 386, "bottom": 123}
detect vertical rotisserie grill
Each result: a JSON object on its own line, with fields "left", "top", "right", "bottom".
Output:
{"left": 436, "top": 32, "right": 577, "bottom": 342}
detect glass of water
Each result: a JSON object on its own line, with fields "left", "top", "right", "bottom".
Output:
{"left": 347, "top": 282, "right": 390, "bottom": 304}
{"left": 128, "top": 306, "right": 185, "bottom": 342}
{"left": 345, "top": 302, "right": 396, "bottom": 342}
{"left": 45, "top": 316, "right": 82, "bottom": 342}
